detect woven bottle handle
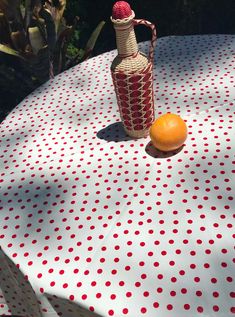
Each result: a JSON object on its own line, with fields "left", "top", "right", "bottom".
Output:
{"left": 133, "top": 19, "right": 157, "bottom": 63}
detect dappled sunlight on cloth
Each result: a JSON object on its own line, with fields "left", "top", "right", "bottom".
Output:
{"left": 0, "top": 35, "right": 235, "bottom": 317}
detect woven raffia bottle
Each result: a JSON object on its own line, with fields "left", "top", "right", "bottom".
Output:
{"left": 111, "top": 1, "right": 157, "bottom": 138}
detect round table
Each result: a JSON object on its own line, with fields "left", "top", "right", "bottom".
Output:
{"left": 0, "top": 35, "right": 235, "bottom": 317}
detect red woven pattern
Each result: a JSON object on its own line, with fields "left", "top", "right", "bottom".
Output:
{"left": 112, "top": 63, "right": 155, "bottom": 135}
{"left": 112, "top": 1, "right": 132, "bottom": 19}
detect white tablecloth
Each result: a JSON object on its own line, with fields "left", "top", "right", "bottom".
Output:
{"left": 0, "top": 35, "right": 235, "bottom": 317}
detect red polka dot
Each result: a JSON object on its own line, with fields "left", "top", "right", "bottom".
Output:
{"left": 197, "top": 306, "right": 204, "bottom": 313}
{"left": 140, "top": 307, "right": 147, "bottom": 314}
{"left": 184, "top": 304, "right": 190, "bottom": 310}
{"left": 213, "top": 305, "right": 219, "bottom": 312}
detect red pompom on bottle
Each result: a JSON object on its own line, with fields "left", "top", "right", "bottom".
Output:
{"left": 112, "top": 1, "right": 132, "bottom": 19}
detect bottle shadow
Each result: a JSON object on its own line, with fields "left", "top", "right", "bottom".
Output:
{"left": 145, "top": 141, "right": 184, "bottom": 158}
{"left": 96, "top": 122, "right": 132, "bottom": 142}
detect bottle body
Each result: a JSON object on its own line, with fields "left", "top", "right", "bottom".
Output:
{"left": 111, "top": 57, "right": 154, "bottom": 138}
{"left": 111, "top": 8, "right": 155, "bottom": 138}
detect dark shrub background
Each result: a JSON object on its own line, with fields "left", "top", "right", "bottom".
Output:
{"left": 65, "top": 0, "right": 235, "bottom": 55}
{"left": 1, "top": 0, "right": 235, "bottom": 121}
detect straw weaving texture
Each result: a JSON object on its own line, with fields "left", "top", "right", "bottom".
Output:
{"left": 111, "top": 62, "right": 154, "bottom": 138}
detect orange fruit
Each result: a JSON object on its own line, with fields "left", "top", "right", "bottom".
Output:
{"left": 149, "top": 113, "right": 187, "bottom": 152}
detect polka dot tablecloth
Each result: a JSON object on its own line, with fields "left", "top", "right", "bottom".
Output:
{"left": 0, "top": 35, "right": 235, "bottom": 317}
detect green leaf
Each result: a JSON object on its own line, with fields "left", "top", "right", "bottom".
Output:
{"left": 10, "top": 30, "right": 27, "bottom": 51}
{"left": 54, "top": 25, "right": 73, "bottom": 73}
{"left": 0, "top": 12, "right": 11, "bottom": 44}
{"left": 34, "top": 17, "right": 47, "bottom": 43}
{"left": 44, "top": 0, "right": 66, "bottom": 34}
{"left": 0, "top": 0, "right": 20, "bottom": 20}
{"left": 83, "top": 20, "right": 105, "bottom": 60}
{"left": 28, "top": 26, "right": 44, "bottom": 54}
{"left": 39, "top": 8, "right": 56, "bottom": 52}
{"left": 0, "top": 43, "right": 24, "bottom": 58}
{"left": 31, "top": 45, "right": 50, "bottom": 81}
{"left": 24, "top": 0, "right": 42, "bottom": 30}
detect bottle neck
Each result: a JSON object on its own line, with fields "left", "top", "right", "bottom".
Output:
{"left": 114, "top": 21, "right": 138, "bottom": 57}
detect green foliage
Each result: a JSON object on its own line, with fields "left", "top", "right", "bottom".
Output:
{"left": 66, "top": 42, "right": 79, "bottom": 58}
{"left": 66, "top": 28, "right": 81, "bottom": 58}
{"left": 64, "top": 0, "right": 235, "bottom": 55}
{"left": 0, "top": 0, "right": 105, "bottom": 121}
{"left": 1, "top": 0, "right": 234, "bottom": 122}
